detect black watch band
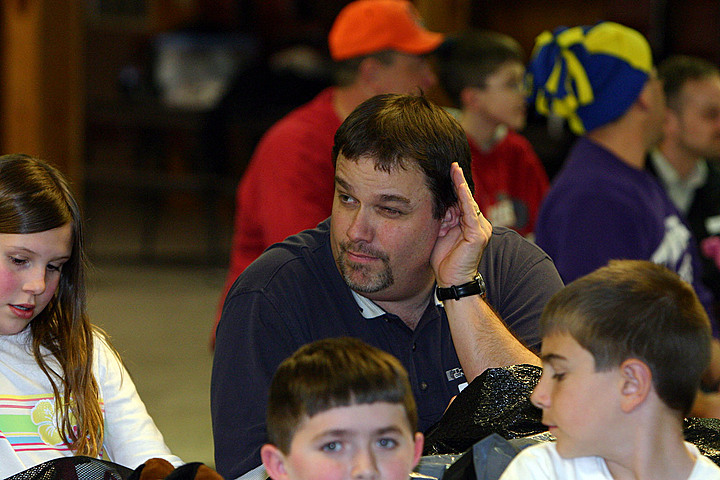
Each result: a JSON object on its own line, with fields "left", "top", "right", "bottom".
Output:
{"left": 436, "top": 274, "right": 486, "bottom": 301}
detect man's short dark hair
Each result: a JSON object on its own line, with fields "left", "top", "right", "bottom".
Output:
{"left": 540, "top": 259, "right": 712, "bottom": 416}
{"left": 332, "top": 93, "right": 474, "bottom": 219}
{"left": 333, "top": 50, "right": 398, "bottom": 86}
{"left": 658, "top": 55, "right": 720, "bottom": 111}
{"left": 266, "top": 337, "right": 417, "bottom": 453}
{"left": 438, "top": 29, "right": 524, "bottom": 107}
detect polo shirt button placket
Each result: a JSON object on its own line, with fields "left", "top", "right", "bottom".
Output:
{"left": 419, "top": 381, "right": 428, "bottom": 392}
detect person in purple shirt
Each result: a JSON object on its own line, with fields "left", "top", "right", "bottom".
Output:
{"left": 527, "top": 21, "right": 720, "bottom": 417}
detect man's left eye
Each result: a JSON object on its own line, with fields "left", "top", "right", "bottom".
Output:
{"left": 380, "top": 207, "right": 402, "bottom": 216}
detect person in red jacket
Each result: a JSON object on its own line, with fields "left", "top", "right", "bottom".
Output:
{"left": 437, "top": 29, "right": 549, "bottom": 239}
{"left": 211, "top": 0, "right": 445, "bottom": 348}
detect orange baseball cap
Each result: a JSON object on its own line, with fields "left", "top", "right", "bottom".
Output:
{"left": 328, "top": 0, "right": 445, "bottom": 61}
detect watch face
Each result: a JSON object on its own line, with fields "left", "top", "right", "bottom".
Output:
{"left": 478, "top": 274, "right": 487, "bottom": 296}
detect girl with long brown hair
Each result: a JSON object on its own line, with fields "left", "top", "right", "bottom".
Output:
{"left": 0, "top": 154, "right": 181, "bottom": 478}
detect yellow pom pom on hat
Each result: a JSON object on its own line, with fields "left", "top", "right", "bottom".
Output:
{"left": 328, "top": 0, "right": 445, "bottom": 61}
{"left": 526, "top": 21, "right": 653, "bottom": 134}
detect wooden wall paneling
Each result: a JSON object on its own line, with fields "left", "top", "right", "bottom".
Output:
{"left": 416, "top": 0, "right": 471, "bottom": 34}
{"left": 469, "top": 0, "right": 611, "bottom": 60}
{"left": 0, "top": 1, "right": 84, "bottom": 185}
{"left": 663, "top": 0, "right": 720, "bottom": 64}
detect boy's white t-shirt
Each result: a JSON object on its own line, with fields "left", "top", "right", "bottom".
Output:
{"left": 499, "top": 441, "right": 720, "bottom": 479}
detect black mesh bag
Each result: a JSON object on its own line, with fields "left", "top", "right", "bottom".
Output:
{"left": 3, "top": 457, "right": 132, "bottom": 480}
{"left": 684, "top": 417, "right": 720, "bottom": 466}
{"left": 423, "top": 364, "right": 546, "bottom": 456}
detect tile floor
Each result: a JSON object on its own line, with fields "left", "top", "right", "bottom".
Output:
{"left": 84, "top": 185, "right": 234, "bottom": 468}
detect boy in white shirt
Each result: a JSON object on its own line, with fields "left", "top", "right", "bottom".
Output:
{"left": 500, "top": 259, "right": 720, "bottom": 479}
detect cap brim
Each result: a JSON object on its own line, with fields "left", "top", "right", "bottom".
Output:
{"left": 394, "top": 31, "right": 445, "bottom": 56}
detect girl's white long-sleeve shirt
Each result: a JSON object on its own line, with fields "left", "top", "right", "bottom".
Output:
{"left": 0, "top": 328, "right": 183, "bottom": 478}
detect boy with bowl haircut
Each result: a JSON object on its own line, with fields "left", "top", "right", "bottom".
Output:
{"left": 261, "top": 337, "right": 424, "bottom": 480}
{"left": 500, "top": 260, "right": 720, "bottom": 479}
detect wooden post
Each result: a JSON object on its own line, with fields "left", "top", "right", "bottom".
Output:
{"left": 415, "top": 0, "right": 471, "bottom": 34}
{"left": 1, "top": 1, "right": 84, "bottom": 186}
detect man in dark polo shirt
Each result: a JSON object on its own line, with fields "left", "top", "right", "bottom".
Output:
{"left": 211, "top": 93, "right": 564, "bottom": 480}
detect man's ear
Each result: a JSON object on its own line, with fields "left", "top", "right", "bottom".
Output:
{"left": 664, "top": 108, "right": 680, "bottom": 137}
{"left": 439, "top": 204, "right": 461, "bottom": 237}
{"left": 619, "top": 358, "right": 652, "bottom": 413}
{"left": 261, "top": 444, "right": 290, "bottom": 480}
{"left": 627, "top": 79, "right": 657, "bottom": 119}
{"left": 358, "top": 57, "right": 384, "bottom": 91}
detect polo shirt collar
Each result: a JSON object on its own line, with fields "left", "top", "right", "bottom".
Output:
{"left": 351, "top": 289, "right": 443, "bottom": 319}
{"left": 650, "top": 149, "right": 707, "bottom": 214}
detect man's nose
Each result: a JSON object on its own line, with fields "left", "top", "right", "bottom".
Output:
{"left": 346, "top": 209, "right": 373, "bottom": 244}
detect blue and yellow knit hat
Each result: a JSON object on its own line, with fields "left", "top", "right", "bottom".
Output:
{"left": 526, "top": 21, "right": 653, "bottom": 135}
